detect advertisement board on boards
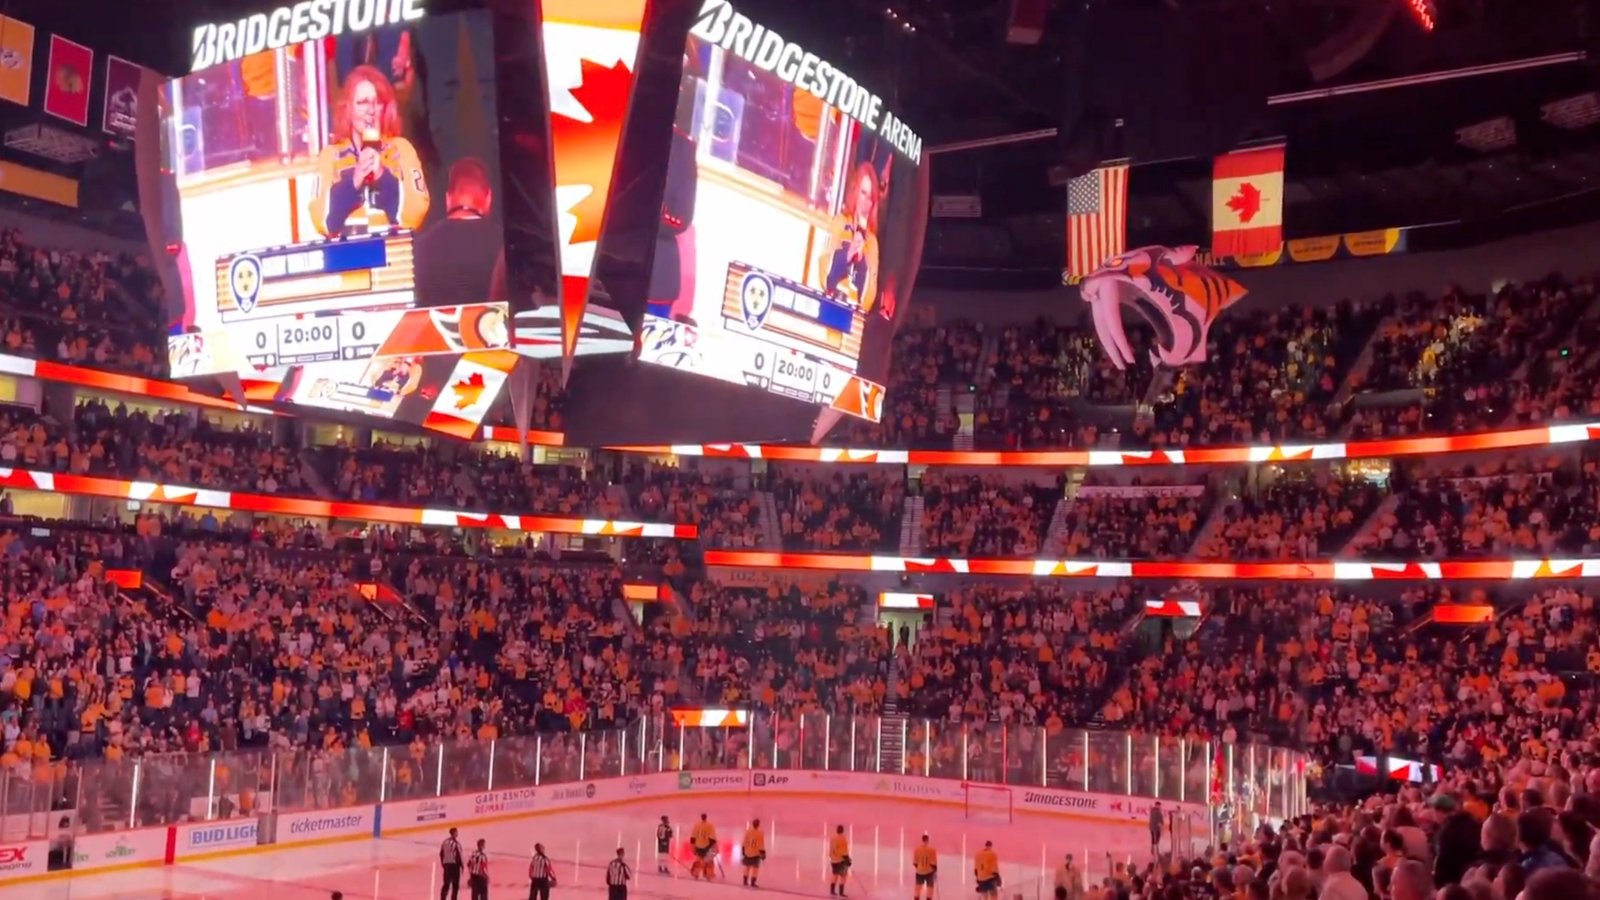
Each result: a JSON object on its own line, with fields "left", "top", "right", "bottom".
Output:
{"left": 72, "top": 828, "right": 170, "bottom": 871}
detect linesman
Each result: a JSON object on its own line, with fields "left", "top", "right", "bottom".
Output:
{"left": 528, "top": 842, "right": 556, "bottom": 900}
{"left": 605, "top": 847, "right": 632, "bottom": 900}
{"left": 467, "top": 838, "right": 490, "bottom": 900}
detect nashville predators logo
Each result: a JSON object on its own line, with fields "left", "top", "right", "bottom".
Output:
{"left": 739, "top": 272, "right": 773, "bottom": 331}
{"left": 229, "top": 255, "right": 263, "bottom": 314}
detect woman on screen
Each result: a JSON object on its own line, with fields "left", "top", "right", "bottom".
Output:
{"left": 816, "top": 161, "right": 882, "bottom": 315}
{"left": 309, "top": 64, "right": 430, "bottom": 238}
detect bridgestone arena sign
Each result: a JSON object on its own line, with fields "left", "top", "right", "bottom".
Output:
{"left": 191, "top": 0, "right": 425, "bottom": 71}
{"left": 690, "top": 0, "right": 923, "bottom": 164}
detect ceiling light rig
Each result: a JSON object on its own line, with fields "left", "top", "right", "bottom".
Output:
{"left": 882, "top": 6, "right": 916, "bottom": 33}
{"left": 1407, "top": 0, "right": 1437, "bottom": 32}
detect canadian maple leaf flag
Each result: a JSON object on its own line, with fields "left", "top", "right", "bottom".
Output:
{"left": 422, "top": 351, "right": 518, "bottom": 440}
{"left": 1211, "top": 145, "right": 1285, "bottom": 258}
{"left": 537, "top": 0, "right": 648, "bottom": 385}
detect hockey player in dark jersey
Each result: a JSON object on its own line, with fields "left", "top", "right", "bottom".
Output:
{"left": 655, "top": 815, "right": 672, "bottom": 874}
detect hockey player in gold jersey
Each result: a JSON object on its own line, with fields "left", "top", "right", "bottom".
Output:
{"left": 740, "top": 818, "right": 766, "bottom": 888}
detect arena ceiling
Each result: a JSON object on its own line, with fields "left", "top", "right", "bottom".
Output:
{"left": 7, "top": 0, "right": 1600, "bottom": 280}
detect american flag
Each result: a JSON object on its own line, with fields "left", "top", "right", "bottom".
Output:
{"left": 1065, "top": 164, "right": 1129, "bottom": 280}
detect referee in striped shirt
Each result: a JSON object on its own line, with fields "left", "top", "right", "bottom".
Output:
{"left": 440, "top": 828, "right": 464, "bottom": 900}
{"left": 528, "top": 843, "right": 555, "bottom": 900}
{"left": 606, "top": 847, "right": 632, "bottom": 900}
{"left": 468, "top": 838, "right": 490, "bottom": 900}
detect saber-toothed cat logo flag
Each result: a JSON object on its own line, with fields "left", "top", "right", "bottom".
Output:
{"left": 540, "top": 0, "right": 648, "bottom": 385}
{"left": 43, "top": 34, "right": 91, "bottom": 126}
{"left": 0, "top": 16, "right": 36, "bottom": 107}
{"left": 1080, "top": 245, "right": 1246, "bottom": 370}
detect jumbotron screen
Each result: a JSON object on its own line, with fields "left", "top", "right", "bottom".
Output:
{"left": 161, "top": 5, "right": 514, "bottom": 434}
{"left": 633, "top": 0, "right": 930, "bottom": 423}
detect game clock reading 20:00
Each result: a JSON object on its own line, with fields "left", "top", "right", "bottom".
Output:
{"left": 248, "top": 318, "right": 361, "bottom": 366}
{"left": 748, "top": 347, "right": 843, "bottom": 403}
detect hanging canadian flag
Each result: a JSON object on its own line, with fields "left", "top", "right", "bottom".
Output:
{"left": 1211, "top": 145, "right": 1286, "bottom": 258}
{"left": 539, "top": 0, "right": 649, "bottom": 385}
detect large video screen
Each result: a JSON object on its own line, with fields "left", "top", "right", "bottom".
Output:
{"left": 634, "top": 1, "right": 929, "bottom": 423}
{"left": 161, "top": 9, "right": 515, "bottom": 435}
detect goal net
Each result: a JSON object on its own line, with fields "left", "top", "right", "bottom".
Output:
{"left": 963, "top": 783, "right": 1014, "bottom": 823}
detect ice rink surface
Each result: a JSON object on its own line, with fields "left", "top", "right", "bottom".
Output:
{"left": 8, "top": 794, "right": 1165, "bottom": 899}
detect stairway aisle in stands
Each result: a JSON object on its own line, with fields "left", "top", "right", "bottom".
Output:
{"left": 1338, "top": 488, "right": 1404, "bottom": 557}
{"left": 756, "top": 490, "right": 782, "bottom": 549}
{"left": 943, "top": 326, "right": 999, "bottom": 452}
{"left": 296, "top": 447, "right": 338, "bottom": 498}
{"left": 898, "top": 494, "right": 925, "bottom": 556}
{"left": 1329, "top": 311, "right": 1394, "bottom": 411}
{"left": 1134, "top": 367, "right": 1175, "bottom": 433}
{"left": 877, "top": 707, "right": 907, "bottom": 775}
{"left": 952, "top": 388, "right": 977, "bottom": 451}
{"left": 1182, "top": 490, "right": 1232, "bottom": 555}
{"left": 1041, "top": 473, "right": 1086, "bottom": 554}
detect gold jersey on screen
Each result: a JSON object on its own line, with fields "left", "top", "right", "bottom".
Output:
{"left": 815, "top": 218, "right": 879, "bottom": 314}
{"left": 309, "top": 136, "right": 429, "bottom": 237}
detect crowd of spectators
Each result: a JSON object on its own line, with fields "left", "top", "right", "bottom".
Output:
{"left": 920, "top": 471, "right": 1061, "bottom": 557}
{"left": 1, "top": 399, "right": 304, "bottom": 495}
{"left": 8, "top": 217, "right": 1600, "bottom": 459}
{"left": 629, "top": 465, "right": 765, "bottom": 549}
{"left": 1353, "top": 276, "right": 1599, "bottom": 439}
{"left": 971, "top": 319, "right": 1154, "bottom": 450}
{"left": 1148, "top": 303, "right": 1385, "bottom": 450}
{"left": 0, "top": 520, "right": 663, "bottom": 771}
{"left": 1503, "top": 304, "right": 1600, "bottom": 430}
{"left": 1054, "top": 476, "right": 1212, "bottom": 559}
{"left": 770, "top": 468, "right": 905, "bottom": 552}
{"left": 652, "top": 577, "right": 887, "bottom": 719}
{"left": 1077, "top": 574, "right": 1600, "bottom": 899}
{"left": 0, "top": 227, "right": 164, "bottom": 377}
{"left": 316, "top": 442, "right": 620, "bottom": 515}
{"left": 1196, "top": 473, "right": 1384, "bottom": 560}
{"left": 12, "top": 389, "right": 1600, "bottom": 574}
{"left": 893, "top": 581, "right": 1140, "bottom": 729}
{"left": 1355, "top": 456, "right": 1600, "bottom": 559}
{"left": 840, "top": 322, "right": 977, "bottom": 448}
{"left": 0, "top": 502, "right": 1598, "bottom": 899}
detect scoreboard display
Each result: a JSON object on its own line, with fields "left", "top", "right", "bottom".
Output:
{"left": 631, "top": 0, "right": 929, "bottom": 424}
{"left": 160, "top": 7, "right": 515, "bottom": 433}
{"left": 639, "top": 261, "right": 871, "bottom": 410}
{"left": 721, "top": 263, "right": 862, "bottom": 366}
{"left": 232, "top": 302, "right": 509, "bottom": 369}
{"left": 214, "top": 232, "right": 414, "bottom": 318}
{"left": 178, "top": 232, "right": 512, "bottom": 375}
{"left": 199, "top": 230, "right": 508, "bottom": 372}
